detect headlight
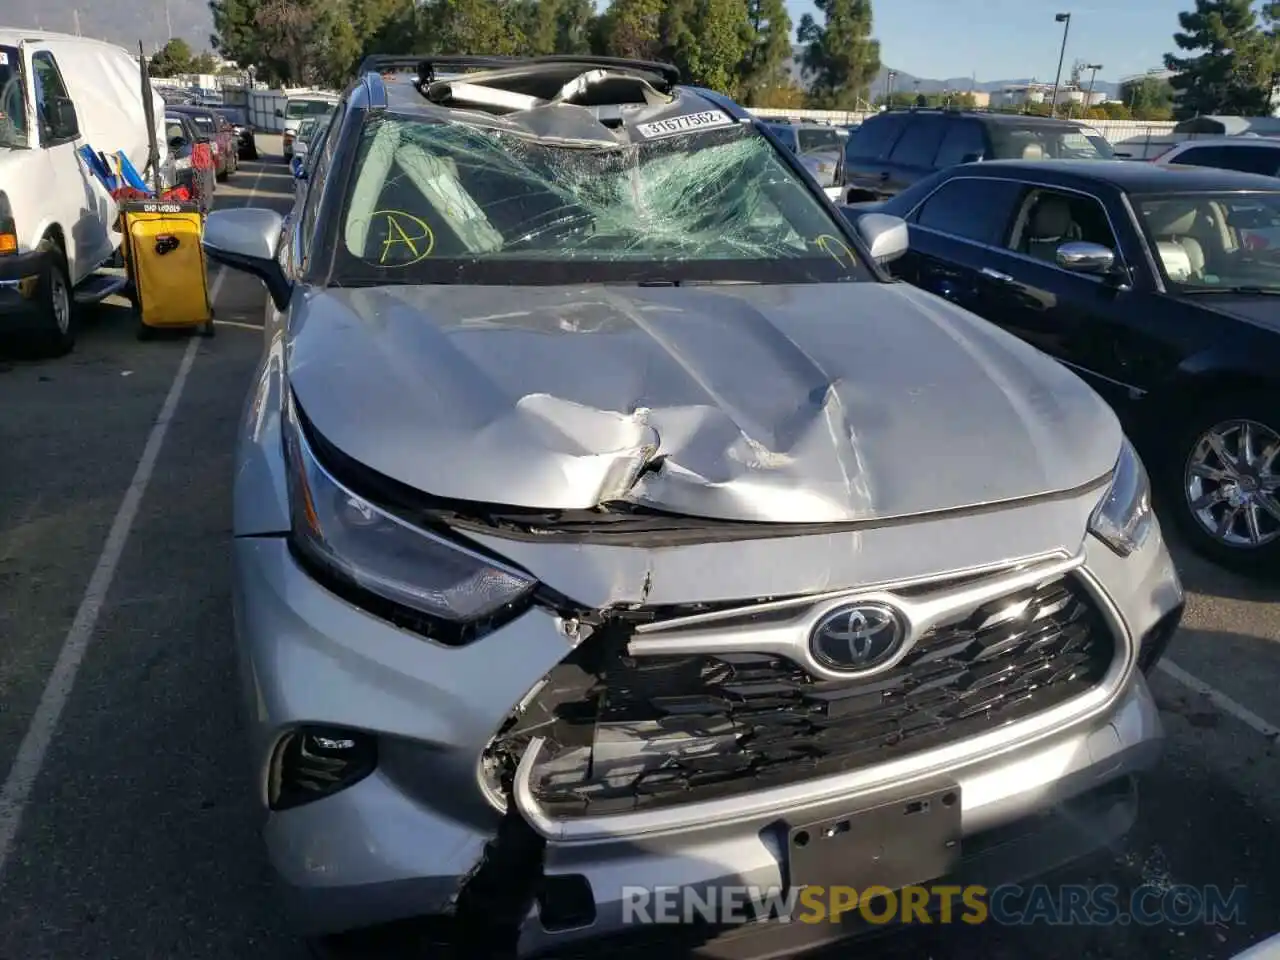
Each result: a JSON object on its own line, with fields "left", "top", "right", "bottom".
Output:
{"left": 281, "top": 391, "right": 536, "bottom": 635}
{"left": 1088, "top": 439, "right": 1155, "bottom": 557}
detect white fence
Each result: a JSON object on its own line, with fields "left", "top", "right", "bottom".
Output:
{"left": 748, "top": 107, "right": 1183, "bottom": 159}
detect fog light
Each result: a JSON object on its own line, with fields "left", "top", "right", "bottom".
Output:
{"left": 268, "top": 725, "right": 377, "bottom": 811}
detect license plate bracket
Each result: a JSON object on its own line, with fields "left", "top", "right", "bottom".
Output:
{"left": 786, "top": 785, "right": 962, "bottom": 892}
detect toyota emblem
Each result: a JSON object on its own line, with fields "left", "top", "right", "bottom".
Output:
{"left": 810, "top": 602, "right": 908, "bottom": 673}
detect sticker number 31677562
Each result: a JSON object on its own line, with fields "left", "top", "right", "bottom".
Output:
{"left": 634, "top": 111, "right": 734, "bottom": 139}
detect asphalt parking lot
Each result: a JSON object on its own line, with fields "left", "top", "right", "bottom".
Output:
{"left": 0, "top": 136, "right": 1278, "bottom": 960}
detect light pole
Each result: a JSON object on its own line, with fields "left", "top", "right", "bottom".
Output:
{"left": 1084, "top": 63, "right": 1103, "bottom": 114}
{"left": 885, "top": 70, "right": 897, "bottom": 107}
{"left": 1049, "top": 12, "right": 1071, "bottom": 117}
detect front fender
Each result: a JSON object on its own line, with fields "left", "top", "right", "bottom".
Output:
{"left": 233, "top": 330, "right": 292, "bottom": 536}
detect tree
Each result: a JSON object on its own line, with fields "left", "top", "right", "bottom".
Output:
{"left": 798, "top": 0, "right": 880, "bottom": 110}
{"left": 191, "top": 52, "right": 220, "bottom": 74}
{"left": 416, "top": 0, "right": 528, "bottom": 56}
{"left": 210, "top": 0, "right": 265, "bottom": 75}
{"left": 658, "top": 0, "right": 753, "bottom": 93}
{"left": 149, "top": 38, "right": 193, "bottom": 77}
{"left": 750, "top": 81, "right": 805, "bottom": 108}
{"left": 1164, "top": 0, "right": 1276, "bottom": 118}
{"left": 1119, "top": 74, "right": 1175, "bottom": 120}
{"left": 211, "top": 0, "right": 413, "bottom": 85}
{"left": 596, "top": 0, "right": 665, "bottom": 61}
{"left": 516, "top": 0, "right": 596, "bottom": 55}
{"left": 739, "top": 0, "right": 793, "bottom": 105}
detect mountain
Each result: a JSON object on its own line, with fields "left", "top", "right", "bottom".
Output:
{"left": 7, "top": 0, "right": 216, "bottom": 54}
{"left": 786, "top": 48, "right": 1121, "bottom": 100}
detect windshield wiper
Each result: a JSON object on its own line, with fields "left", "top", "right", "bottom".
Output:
{"left": 1180, "top": 286, "right": 1280, "bottom": 296}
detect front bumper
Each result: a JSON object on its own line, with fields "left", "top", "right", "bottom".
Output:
{"left": 0, "top": 249, "right": 51, "bottom": 324}
{"left": 232, "top": 493, "right": 1181, "bottom": 956}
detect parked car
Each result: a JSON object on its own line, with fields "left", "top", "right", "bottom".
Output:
{"left": 164, "top": 113, "right": 216, "bottom": 213}
{"left": 1152, "top": 135, "right": 1280, "bottom": 179}
{"left": 211, "top": 104, "right": 259, "bottom": 160}
{"left": 287, "top": 116, "right": 324, "bottom": 198}
{"left": 0, "top": 28, "right": 166, "bottom": 356}
{"left": 853, "top": 159, "right": 1280, "bottom": 571}
{"left": 278, "top": 92, "right": 339, "bottom": 159}
{"left": 168, "top": 104, "right": 236, "bottom": 180}
{"left": 764, "top": 121, "right": 846, "bottom": 197}
{"left": 204, "top": 55, "right": 1182, "bottom": 959}
{"left": 840, "top": 108, "right": 1117, "bottom": 204}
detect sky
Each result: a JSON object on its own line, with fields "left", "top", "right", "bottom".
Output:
{"left": 785, "top": 0, "right": 1190, "bottom": 83}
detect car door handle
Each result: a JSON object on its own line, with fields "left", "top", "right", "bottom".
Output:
{"left": 980, "top": 267, "right": 1013, "bottom": 283}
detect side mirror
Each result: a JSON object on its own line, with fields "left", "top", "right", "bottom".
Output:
{"left": 1055, "top": 240, "right": 1116, "bottom": 275}
{"left": 203, "top": 207, "right": 291, "bottom": 310}
{"left": 51, "top": 96, "right": 79, "bottom": 139}
{"left": 854, "top": 212, "right": 910, "bottom": 265}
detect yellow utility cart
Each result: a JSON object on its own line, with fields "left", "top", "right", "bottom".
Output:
{"left": 118, "top": 198, "right": 215, "bottom": 340}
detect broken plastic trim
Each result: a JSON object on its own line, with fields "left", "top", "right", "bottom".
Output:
{"left": 424, "top": 67, "right": 673, "bottom": 114}
{"left": 451, "top": 797, "right": 547, "bottom": 958}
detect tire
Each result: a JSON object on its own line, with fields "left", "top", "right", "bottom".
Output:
{"left": 200, "top": 319, "right": 216, "bottom": 338}
{"left": 30, "top": 240, "right": 76, "bottom": 358}
{"left": 1160, "top": 390, "right": 1280, "bottom": 574}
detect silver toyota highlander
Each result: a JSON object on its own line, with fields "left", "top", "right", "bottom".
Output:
{"left": 206, "top": 55, "right": 1186, "bottom": 958}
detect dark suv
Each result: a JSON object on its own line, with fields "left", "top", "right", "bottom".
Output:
{"left": 841, "top": 108, "right": 1116, "bottom": 203}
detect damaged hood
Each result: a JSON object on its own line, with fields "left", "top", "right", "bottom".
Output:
{"left": 285, "top": 282, "right": 1121, "bottom": 523}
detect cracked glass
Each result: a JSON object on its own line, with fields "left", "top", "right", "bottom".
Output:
{"left": 332, "top": 113, "right": 869, "bottom": 286}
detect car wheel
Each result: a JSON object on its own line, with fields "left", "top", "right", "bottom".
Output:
{"left": 31, "top": 240, "right": 76, "bottom": 358}
{"left": 1165, "top": 392, "right": 1280, "bottom": 573}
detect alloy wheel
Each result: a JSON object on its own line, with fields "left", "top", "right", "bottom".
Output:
{"left": 1184, "top": 418, "right": 1280, "bottom": 549}
{"left": 50, "top": 268, "right": 70, "bottom": 335}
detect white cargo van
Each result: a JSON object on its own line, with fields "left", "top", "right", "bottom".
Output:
{"left": 0, "top": 30, "right": 167, "bottom": 356}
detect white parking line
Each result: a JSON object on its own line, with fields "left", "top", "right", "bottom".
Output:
{"left": 0, "top": 165, "right": 267, "bottom": 878}
{"left": 1158, "top": 658, "right": 1280, "bottom": 739}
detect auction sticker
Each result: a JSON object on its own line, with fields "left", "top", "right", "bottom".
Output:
{"left": 0, "top": 52, "right": 8, "bottom": 65}
{"left": 635, "top": 111, "right": 734, "bottom": 139}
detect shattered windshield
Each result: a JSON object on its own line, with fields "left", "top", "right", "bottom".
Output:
{"left": 0, "top": 46, "right": 27, "bottom": 148}
{"left": 335, "top": 115, "right": 868, "bottom": 286}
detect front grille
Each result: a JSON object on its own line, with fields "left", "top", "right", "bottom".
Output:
{"left": 487, "top": 574, "right": 1115, "bottom": 817}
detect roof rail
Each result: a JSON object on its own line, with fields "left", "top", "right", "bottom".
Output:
{"left": 357, "top": 53, "right": 681, "bottom": 88}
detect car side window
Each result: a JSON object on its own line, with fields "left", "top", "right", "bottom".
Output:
{"left": 797, "top": 127, "right": 840, "bottom": 153}
{"left": 846, "top": 115, "right": 907, "bottom": 161}
{"left": 300, "top": 105, "right": 344, "bottom": 253}
{"left": 888, "top": 116, "right": 946, "bottom": 168}
{"left": 933, "top": 121, "right": 987, "bottom": 167}
{"left": 1171, "top": 144, "right": 1280, "bottom": 177}
{"left": 30, "top": 51, "right": 75, "bottom": 144}
{"left": 1006, "top": 187, "right": 1119, "bottom": 267}
{"left": 911, "top": 177, "right": 1023, "bottom": 244}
